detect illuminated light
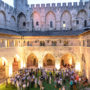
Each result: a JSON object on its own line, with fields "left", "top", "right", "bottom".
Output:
{"left": 63, "top": 24, "right": 66, "bottom": 27}
{"left": 38, "top": 64, "right": 43, "bottom": 68}
{"left": 75, "top": 62, "right": 81, "bottom": 72}
{"left": 9, "top": 65, "right": 12, "bottom": 77}
{"left": 5, "top": 40, "right": 7, "bottom": 47}
{"left": 56, "top": 64, "right": 60, "bottom": 70}
{"left": 2, "top": 60, "right": 5, "bottom": 66}
{"left": 23, "top": 63, "right": 26, "bottom": 68}
{"left": 69, "top": 58, "right": 72, "bottom": 65}
{"left": 1, "top": 57, "right": 7, "bottom": 65}
{"left": 15, "top": 54, "right": 20, "bottom": 61}
{"left": 21, "top": 61, "right": 23, "bottom": 69}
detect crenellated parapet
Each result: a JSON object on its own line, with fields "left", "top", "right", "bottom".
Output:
{"left": 0, "top": 0, "right": 89, "bottom": 32}
{"left": 29, "top": 2, "right": 89, "bottom": 9}
{"left": 0, "top": 0, "right": 15, "bottom": 14}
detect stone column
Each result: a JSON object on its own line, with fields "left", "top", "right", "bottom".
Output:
{"left": 4, "top": 40, "right": 7, "bottom": 48}
{"left": 55, "top": 57, "right": 60, "bottom": 70}
{"left": 38, "top": 56, "right": 43, "bottom": 68}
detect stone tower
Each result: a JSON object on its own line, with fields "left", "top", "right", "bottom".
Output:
{"left": 14, "top": 0, "right": 28, "bottom": 10}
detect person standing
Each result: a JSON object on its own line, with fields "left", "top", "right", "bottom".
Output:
{"left": 62, "top": 86, "right": 65, "bottom": 90}
{"left": 49, "top": 76, "right": 51, "bottom": 84}
{"left": 35, "top": 78, "right": 37, "bottom": 88}
{"left": 23, "top": 81, "right": 26, "bottom": 90}
{"left": 70, "top": 79, "right": 73, "bottom": 90}
{"left": 27, "top": 81, "right": 30, "bottom": 90}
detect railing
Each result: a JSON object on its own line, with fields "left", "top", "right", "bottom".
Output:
{"left": 0, "top": 45, "right": 89, "bottom": 49}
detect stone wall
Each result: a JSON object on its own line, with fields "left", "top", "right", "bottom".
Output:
{"left": 23, "top": 46, "right": 82, "bottom": 73}
{"left": 0, "top": 47, "right": 24, "bottom": 77}
{"left": 0, "top": 33, "right": 89, "bottom": 82}
{"left": 0, "top": 45, "right": 82, "bottom": 77}
{"left": 0, "top": 0, "right": 90, "bottom": 31}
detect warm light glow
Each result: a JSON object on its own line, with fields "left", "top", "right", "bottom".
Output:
{"left": 21, "top": 61, "right": 26, "bottom": 68}
{"left": 86, "top": 66, "right": 89, "bottom": 79}
{"left": 2, "top": 60, "right": 5, "bottom": 66}
{"left": 75, "top": 62, "right": 81, "bottom": 72}
{"left": 38, "top": 63, "right": 43, "bottom": 68}
{"left": 5, "top": 40, "right": 7, "bottom": 47}
{"left": 69, "top": 58, "right": 72, "bottom": 65}
{"left": 9, "top": 64, "right": 12, "bottom": 77}
{"left": 63, "top": 24, "right": 66, "bottom": 28}
{"left": 15, "top": 54, "right": 20, "bottom": 61}
{"left": 23, "top": 63, "right": 26, "bottom": 68}
{"left": 56, "top": 64, "right": 60, "bottom": 70}
{"left": 21, "top": 61, "right": 23, "bottom": 69}
{"left": 1, "top": 57, "right": 7, "bottom": 65}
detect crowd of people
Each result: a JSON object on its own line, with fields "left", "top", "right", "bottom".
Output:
{"left": 10, "top": 65, "right": 88, "bottom": 90}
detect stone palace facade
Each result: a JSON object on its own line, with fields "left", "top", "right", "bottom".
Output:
{"left": 0, "top": 0, "right": 90, "bottom": 82}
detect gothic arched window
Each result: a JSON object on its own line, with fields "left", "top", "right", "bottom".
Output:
{"left": 23, "top": 22, "right": 26, "bottom": 26}
{"left": 40, "top": 41, "right": 45, "bottom": 46}
{"left": 52, "top": 41, "right": 57, "bottom": 46}
{"left": 84, "top": 20, "right": 87, "bottom": 27}
{"left": 50, "top": 21, "right": 53, "bottom": 28}
{"left": 76, "top": 20, "right": 79, "bottom": 25}
{"left": 36, "top": 21, "right": 39, "bottom": 26}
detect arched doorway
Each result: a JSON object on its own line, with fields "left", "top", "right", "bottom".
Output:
{"left": 46, "top": 11, "right": 56, "bottom": 30}
{"left": 27, "top": 53, "right": 38, "bottom": 68}
{"left": 13, "top": 58, "right": 19, "bottom": 73}
{"left": 61, "top": 10, "right": 72, "bottom": 30}
{"left": 0, "top": 57, "right": 7, "bottom": 80}
{"left": 17, "top": 12, "right": 26, "bottom": 29}
{"left": 43, "top": 54, "right": 55, "bottom": 68}
{"left": 60, "top": 53, "right": 75, "bottom": 68}
{"left": 77, "top": 9, "right": 87, "bottom": 29}
{"left": 13, "top": 55, "right": 20, "bottom": 73}
{"left": 31, "top": 11, "right": 41, "bottom": 31}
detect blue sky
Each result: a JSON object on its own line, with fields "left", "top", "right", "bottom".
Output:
{"left": 2, "top": 0, "right": 80, "bottom": 7}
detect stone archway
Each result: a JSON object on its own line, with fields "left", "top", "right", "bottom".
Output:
{"left": 46, "top": 11, "right": 56, "bottom": 30}
{"left": 0, "top": 57, "right": 7, "bottom": 80}
{"left": 61, "top": 10, "right": 72, "bottom": 30}
{"left": 31, "top": 11, "right": 41, "bottom": 31}
{"left": 17, "top": 12, "right": 26, "bottom": 29}
{"left": 77, "top": 9, "right": 87, "bottom": 29}
{"left": 13, "top": 55, "right": 21, "bottom": 73}
{"left": 27, "top": 53, "right": 38, "bottom": 68}
{"left": 13, "top": 58, "right": 19, "bottom": 73}
{"left": 60, "top": 53, "right": 75, "bottom": 67}
{"left": 43, "top": 54, "right": 55, "bottom": 68}
{"left": 0, "top": 11, "right": 6, "bottom": 25}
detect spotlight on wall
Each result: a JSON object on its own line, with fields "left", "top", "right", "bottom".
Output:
{"left": 9, "top": 65, "right": 12, "bottom": 77}
{"left": 15, "top": 54, "right": 20, "bottom": 61}
{"left": 56, "top": 64, "right": 60, "bottom": 70}
{"left": 23, "top": 63, "right": 26, "bottom": 68}
{"left": 1, "top": 57, "right": 7, "bottom": 65}
{"left": 38, "top": 63, "right": 43, "bottom": 68}
{"left": 69, "top": 58, "right": 72, "bottom": 65}
{"left": 75, "top": 62, "right": 81, "bottom": 72}
{"left": 21, "top": 61, "right": 23, "bottom": 69}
